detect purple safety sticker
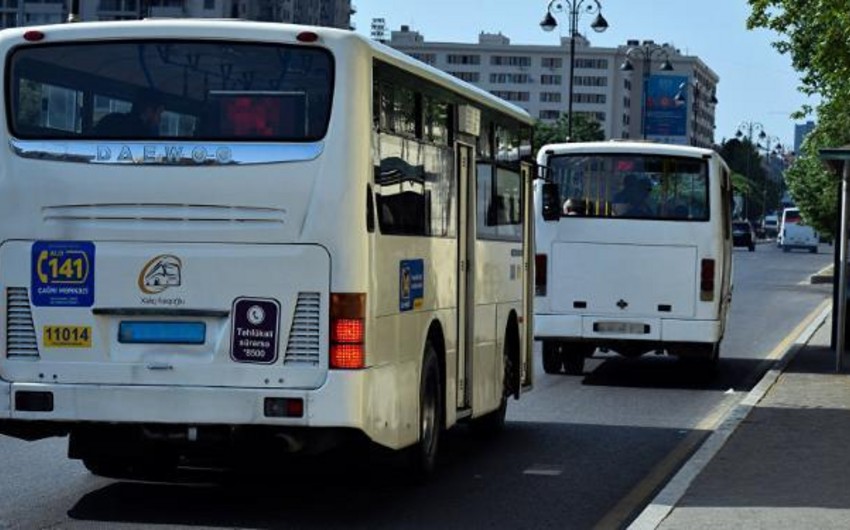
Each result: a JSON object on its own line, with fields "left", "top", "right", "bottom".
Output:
{"left": 230, "top": 297, "right": 281, "bottom": 364}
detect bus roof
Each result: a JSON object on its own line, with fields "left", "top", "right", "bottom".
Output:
{"left": 538, "top": 141, "right": 718, "bottom": 159}
{"left": 0, "top": 18, "right": 534, "bottom": 126}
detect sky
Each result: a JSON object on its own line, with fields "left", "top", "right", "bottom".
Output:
{"left": 352, "top": 0, "right": 815, "bottom": 152}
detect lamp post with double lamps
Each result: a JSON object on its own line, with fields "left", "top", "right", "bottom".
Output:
{"left": 735, "top": 120, "right": 766, "bottom": 220}
{"left": 758, "top": 134, "right": 783, "bottom": 218}
{"left": 620, "top": 42, "right": 674, "bottom": 140}
{"left": 675, "top": 80, "right": 718, "bottom": 147}
{"left": 540, "top": 0, "right": 609, "bottom": 142}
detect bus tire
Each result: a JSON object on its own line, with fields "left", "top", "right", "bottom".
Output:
{"left": 679, "top": 342, "right": 720, "bottom": 371}
{"left": 562, "top": 351, "right": 585, "bottom": 375}
{"left": 408, "top": 343, "right": 442, "bottom": 477}
{"left": 542, "top": 340, "right": 562, "bottom": 374}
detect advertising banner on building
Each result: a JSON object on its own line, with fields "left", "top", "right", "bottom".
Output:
{"left": 645, "top": 75, "right": 688, "bottom": 144}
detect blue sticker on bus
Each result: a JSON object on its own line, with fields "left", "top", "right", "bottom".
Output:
{"left": 31, "top": 241, "right": 95, "bottom": 307}
{"left": 400, "top": 259, "right": 424, "bottom": 312}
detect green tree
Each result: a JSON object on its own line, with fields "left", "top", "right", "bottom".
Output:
{"left": 719, "top": 138, "right": 775, "bottom": 220}
{"left": 533, "top": 113, "right": 604, "bottom": 153}
{"left": 747, "top": 0, "right": 850, "bottom": 237}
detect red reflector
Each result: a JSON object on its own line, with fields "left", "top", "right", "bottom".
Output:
{"left": 700, "top": 259, "right": 715, "bottom": 280}
{"left": 23, "top": 30, "right": 44, "bottom": 42}
{"left": 332, "top": 318, "right": 364, "bottom": 343}
{"left": 700, "top": 280, "right": 714, "bottom": 292}
{"left": 264, "top": 397, "right": 304, "bottom": 418}
{"left": 330, "top": 344, "right": 365, "bottom": 369}
{"left": 535, "top": 254, "right": 547, "bottom": 296}
{"left": 286, "top": 398, "right": 304, "bottom": 418}
{"left": 296, "top": 31, "right": 319, "bottom": 43}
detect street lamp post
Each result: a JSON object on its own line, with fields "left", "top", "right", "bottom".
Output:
{"left": 540, "top": 0, "right": 609, "bottom": 142}
{"left": 758, "top": 134, "right": 783, "bottom": 218}
{"left": 736, "top": 120, "right": 766, "bottom": 220}
{"left": 675, "top": 80, "right": 718, "bottom": 147}
{"left": 620, "top": 42, "right": 674, "bottom": 140}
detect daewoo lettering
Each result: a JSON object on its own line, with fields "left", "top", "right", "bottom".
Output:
{"left": 95, "top": 144, "right": 233, "bottom": 164}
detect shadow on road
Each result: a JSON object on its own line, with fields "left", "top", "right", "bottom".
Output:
{"left": 578, "top": 354, "right": 777, "bottom": 393}
{"left": 66, "top": 420, "right": 698, "bottom": 529}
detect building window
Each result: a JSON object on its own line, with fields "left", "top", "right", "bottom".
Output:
{"left": 540, "top": 92, "right": 561, "bottom": 103}
{"left": 447, "top": 54, "right": 481, "bottom": 65}
{"left": 449, "top": 71, "right": 480, "bottom": 83}
{"left": 490, "top": 91, "right": 530, "bottom": 102}
{"left": 573, "top": 76, "right": 608, "bottom": 87}
{"left": 539, "top": 110, "right": 561, "bottom": 120}
{"left": 540, "top": 74, "right": 562, "bottom": 85}
{"left": 574, "top": 58, "right": 609, "bottom": 69}
{"left": 490, "top": 55, "right": 532, "bottom": 67}
{"left": 410, "top": 53, "right": 436, "bottom": 66}
{"left": 490, "top": 73, "right": 531, "bottom": 84}
{"left": 576, "top": 111, "right": 606, "bottom": 122}
{"left": 573, "top": 93, "right": 607, "bottom": 104}
{"left": 541, "top": 57, "right": 563, "bottom": 68}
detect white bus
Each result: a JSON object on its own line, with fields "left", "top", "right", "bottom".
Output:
{"left": 534, "top": 142, "right": 733, "bottom": 374}
{"left": 0, "top": 19, "right": 535, "bottom": 477}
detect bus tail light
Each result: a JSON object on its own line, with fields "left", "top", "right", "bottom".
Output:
{"left": 330, "top": 293, "right": 366, "bottom": 369}
{"left": 700, "top": 259, "right": 715, "bottom": 301}
{"left": 535, "top": 254, "right": 547, "bottom": 296}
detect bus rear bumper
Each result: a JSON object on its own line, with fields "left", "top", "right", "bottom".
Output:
{"left": 0, "top": 367, "right": 412, "bottom": 450}
{"left": 535, "top": 314, "right": 722, "bottom": 343}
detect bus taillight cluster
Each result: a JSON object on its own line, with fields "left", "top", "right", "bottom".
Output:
{"left": 330, "top": 293, "right": 366, "bottom": 369}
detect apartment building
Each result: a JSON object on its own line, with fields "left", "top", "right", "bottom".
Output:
{"left": 0, "top": 0, "right": 353, "bottom": 29}
{"left": 387, "top": 25, "right": 719, "bottom": 146}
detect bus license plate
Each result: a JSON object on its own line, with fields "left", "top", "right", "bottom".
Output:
{"left": 118, "top": 321, "right": 206, "bottom": 344}
{"left": 43, "top": 326, "right": 92, "bottom": 348}
{"left": 594, "top": 321, "right": 648, "bottom": 334}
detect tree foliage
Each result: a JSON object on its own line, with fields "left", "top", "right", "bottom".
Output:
{"left": 747, "top": 0, "right": 850, "bottom": 237}
{"left": 533, "top": 113, "right": 604, "bottom": 153}
{"left": 719, "top": 138, "right": 781, "bottom": 220}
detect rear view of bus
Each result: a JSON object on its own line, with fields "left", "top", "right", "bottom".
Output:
{"left": 0, "top": 19, "right": 535, "bottom": 477}
{"left": 534, "top": 142, "right": 733, "bottom": 375}
{"left": 0, "top": 21, "right": 356, "bottom": 474}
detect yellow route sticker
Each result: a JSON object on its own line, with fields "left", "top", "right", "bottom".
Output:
{"left": 43, "top": 326, "right": 92, "bottom": 348}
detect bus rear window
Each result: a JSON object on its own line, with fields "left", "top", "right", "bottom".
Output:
{"left": 548, "top": 153, "right": 709, "bottom": 221}
{"left": 7, "top": 40, "right": 334, "bottom": 141}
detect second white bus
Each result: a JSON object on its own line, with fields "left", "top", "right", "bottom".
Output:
{"left": 534, "top": 142, "right": 733, "bottom": 375}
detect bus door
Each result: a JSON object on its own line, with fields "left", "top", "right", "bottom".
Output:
{"left": 520, "top": 160, "right": 535, "bottom": 392}
{"left": 456, "top": 142, "right": 475, "bottom": 409}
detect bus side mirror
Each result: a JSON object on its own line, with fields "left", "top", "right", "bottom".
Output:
{"left": 542, "top": 181, "right": 561, "bottom": 221}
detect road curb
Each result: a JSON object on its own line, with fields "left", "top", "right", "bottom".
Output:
{"left": 627, "top": 302, "right": 832, "bottom": 530}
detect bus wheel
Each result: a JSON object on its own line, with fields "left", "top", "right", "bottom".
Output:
{"left": 542, "top": 340, "right": 562, "bottom": 374}
{"left": 562, "top": 350, "right": 585, "bottom": 375}
{"left": 409, "top": 343, "right": 442, "bottom": 477}
{"left": 561, "top": 341, "right": 592, "bottom": 375}
{"left": 679, "top": 342, "right": 720, "bottom": 371}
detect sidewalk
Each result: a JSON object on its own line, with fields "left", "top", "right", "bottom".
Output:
{"left": 648, "top": 312, "right": 850, "bottom": 529}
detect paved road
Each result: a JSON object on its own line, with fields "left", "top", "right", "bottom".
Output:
{"left": 0, "top": 242, "right": 833, "bottom": 529}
